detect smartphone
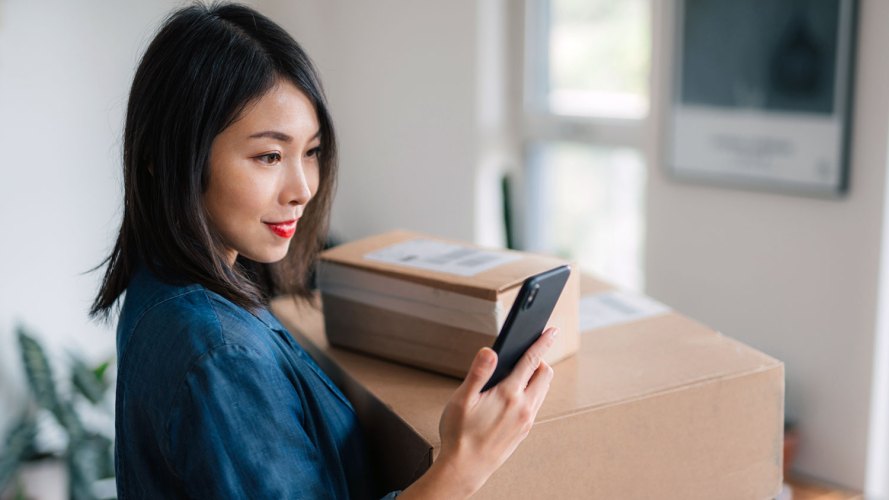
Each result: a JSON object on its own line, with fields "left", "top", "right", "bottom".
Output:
{"left": 481, "top": 265, "right": 571, "bottom": 392}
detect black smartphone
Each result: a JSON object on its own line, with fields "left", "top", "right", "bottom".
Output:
{"left": 481, "top": 265, "right": 571, "bottom": 392}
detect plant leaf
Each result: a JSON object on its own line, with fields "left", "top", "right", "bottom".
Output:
{"left": 71, "top": 355, "right": 106, "bottom": 405}
{"left": 68, "top": 436, "right": 103, "bottom": 500}
{"left": 56, "top": 399, "right": 86, "bottom": 442}
{"left": 0, "top": 415, "right": 37, "bottom": 493}
{"left": 16, "top": 326, "right": 61, "bottom": 414}
{"left": 92, "top": 361, "right": 110, "bottom": 384}
{"left": 13, "top": 479, "right": 28, "bottom": 500}
{"left": 89, "top": 433, "right": 115, "bottom": 480}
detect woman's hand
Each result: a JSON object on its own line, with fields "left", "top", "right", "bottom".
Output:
{"left": 398, "top": 327, "right": 558, "bottom": 500}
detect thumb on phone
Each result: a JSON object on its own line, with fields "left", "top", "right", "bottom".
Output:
{"left": 457, "top": 347, "right": 498, "bottom": 400}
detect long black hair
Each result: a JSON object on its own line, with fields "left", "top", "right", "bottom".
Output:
{"left": 91, "top": 2, "right": 337, "bottom": 319}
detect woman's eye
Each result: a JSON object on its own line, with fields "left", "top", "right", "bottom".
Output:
{"left": 256, "top": 152, "right": 282, "bottom": 165}
{"left": 306, "top": 147, "right": 321, "bottom": 158}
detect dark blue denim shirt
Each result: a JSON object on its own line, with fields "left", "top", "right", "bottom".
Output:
{"left": 115, "top": 266, "right": 396, "bottom": 499}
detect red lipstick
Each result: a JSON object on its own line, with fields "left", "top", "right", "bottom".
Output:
{"left": 264, "top": 219, "right": 297, "bottom": 238}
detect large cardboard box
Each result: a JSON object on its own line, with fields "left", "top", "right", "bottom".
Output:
{"left": 271, "top": 274, "right": 784, "bottom": 499}
{"left": 316, "top": 231, "right": 580, "bottom": 378}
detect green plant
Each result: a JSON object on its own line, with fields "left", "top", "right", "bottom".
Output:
{"left": 0, "top": 325, "right": 114, "bottom": 500}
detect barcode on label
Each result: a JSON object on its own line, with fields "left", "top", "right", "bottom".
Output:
{"left": 457, "top": 254, "right": 500, "bottom": 267}
{"left": 424, "top": 248, "right": 475, "bottom": 265}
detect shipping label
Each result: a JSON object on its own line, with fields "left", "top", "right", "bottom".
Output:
{"left": 364, "top": 239, "right": 520, "bottom": 277}
{"left": 580, "top": 290, "right": 671, "bottom": 332}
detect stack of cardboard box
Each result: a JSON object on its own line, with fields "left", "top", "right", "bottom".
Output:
{"left": 315, "top": 231, "right": 580, "bottom": 377}
{"left": 271, "top": 232, "right": 784, "bottom": 499}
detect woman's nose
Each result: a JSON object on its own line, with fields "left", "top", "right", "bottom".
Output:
{"left": 282, "top": 160, "right": 313, "bottom": 206}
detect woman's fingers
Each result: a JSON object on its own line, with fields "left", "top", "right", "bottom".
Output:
{"left": 501, "top": 327, "right": 558, "bottom": 392}
{"left": 456, "top": 347, "right": 498, "bottom": 400}
{"left": 434, "top": 335, "right": 558, "bottom": 497}
{"left": 524, "top": 360, "right": 554, "bottom": 411}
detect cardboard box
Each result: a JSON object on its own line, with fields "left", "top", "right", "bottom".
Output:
{"left": 271, "top": 273, "right": 784, "bottom": 499}
{"left": 316, "top": 230, "right": 580, "bottom": 378}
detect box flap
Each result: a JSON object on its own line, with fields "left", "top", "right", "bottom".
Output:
{"left": 540, "top": 312, "right": 782, "bottom": 425}
{"left": 320, "top": 230, "right": 570, "bottom": 300}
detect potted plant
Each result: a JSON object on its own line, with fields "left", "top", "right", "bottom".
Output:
{"left": 0, "top": 325, "right": 114, "bottom": 500}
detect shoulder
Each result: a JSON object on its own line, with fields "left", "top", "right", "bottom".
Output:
{"left": 118, "top": 267, "right": 275, "bottom": 360}
{"left": 136, "top": 286, "right": 265, "bottom": 351}
{"left": 115, "top": 268, "right": 287, "bottom": 417}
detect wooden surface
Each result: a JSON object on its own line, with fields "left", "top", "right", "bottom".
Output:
{"left": 787, "top": 476, "right": 862, "bottom": 500}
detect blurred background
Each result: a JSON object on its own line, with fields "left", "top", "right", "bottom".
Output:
{"left": 1, "top": 0, "right": 887, "bottom": 497}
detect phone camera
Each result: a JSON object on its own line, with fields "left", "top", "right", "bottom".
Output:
{"left": 524, "top": 284, "right": 540, "bottom": 309}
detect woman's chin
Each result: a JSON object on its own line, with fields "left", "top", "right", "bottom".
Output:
{"left": 242, "top": 246, "right": 290, "bottom": 264}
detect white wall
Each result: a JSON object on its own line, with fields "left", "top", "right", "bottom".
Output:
{"left": 646, "top": 0, "right": 889, "bottom": 490}
{"left": 0, "top": 0, "right": 188, "bottom": 437}
{"left": 868, "top": 137, "right": 889, "bottom": 498}
{"left": 260, "top": 0, "right": 482, "bottom": 245}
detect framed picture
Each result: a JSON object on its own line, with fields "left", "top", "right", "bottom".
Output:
{"left": 667, "top": 0, "right": 858, "bottom": 196}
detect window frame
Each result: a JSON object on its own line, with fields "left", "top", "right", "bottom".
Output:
{"left": 522, "top": 0, "right": 652, "bottom": 151}
{"left": 513, "top": 0, "right": 656, "bottom": 290}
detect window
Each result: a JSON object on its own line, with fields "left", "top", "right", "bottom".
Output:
{"left": 521, "top": 0, "right": 652, "bottom": 291}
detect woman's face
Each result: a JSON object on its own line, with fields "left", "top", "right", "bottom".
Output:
{"left": 204, "top": 80, "right": 321, "bottom": 265}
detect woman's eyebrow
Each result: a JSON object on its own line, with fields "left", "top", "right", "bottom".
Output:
{"left": 248, "top": 130, "right": 293, "bottom": 142}
{"left": 248, "top": 130, "right": 322, "bottom": 142}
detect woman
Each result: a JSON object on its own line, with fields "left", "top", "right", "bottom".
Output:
{"left": 91, "top": 3, "right": 555, "bottom": 499}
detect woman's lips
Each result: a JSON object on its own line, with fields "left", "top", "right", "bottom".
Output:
{"left": 264, "top": 219, "right": 298, "bottom": 238}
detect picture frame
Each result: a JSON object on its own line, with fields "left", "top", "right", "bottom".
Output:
{"left": 667, "top": 0, "right": 858, "bottom": 197}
